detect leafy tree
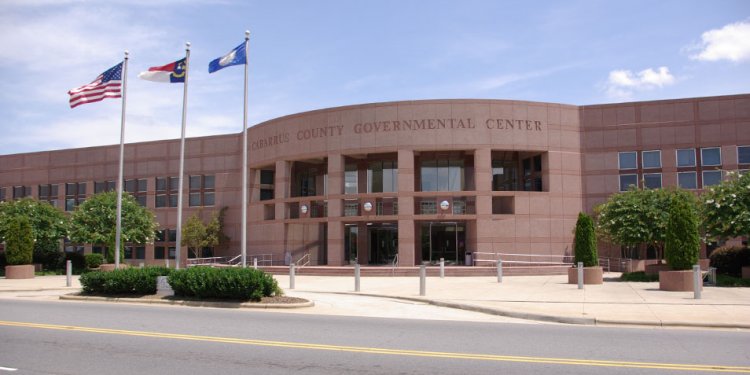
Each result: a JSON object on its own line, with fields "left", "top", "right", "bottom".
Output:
{"left": 573, "top": 212, "right": 598, "bottom": 267}
{"left": 665, "top": 190, "right": 700, "bottom": 270}
{"left": 205, "top": 207, "right": 229, "bottom": 251}
{"left": 182, "top": 213, "right": 207, "bottom": 259}
{"left": 5, "top": 216, "right": 34, "bottom": 265}
{"left": 69, "top": 192, "right": 158, "bottom": 263}
{"left": 701, "top": 171, "right": 750, "bottom": 242}
{"left": 0, "top": 198, "right": 69, "bottom": 268}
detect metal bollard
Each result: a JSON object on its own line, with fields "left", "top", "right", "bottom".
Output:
{"left": 66, "top": 260, "right": 72, "bottom": 287}
{"left": 577, "top": 262, "right": 584, "bottom": 290}
{"left": 253, "top": 258, "right": 258, "bottom": 270}
{"left": 355, "top": 263, "right": 361, "bottom": 292}
{"left": 693, "top": 265, "right": 701, "bottom": 299}
{"left": 440, "top": 258, "right": 445, "bottom": 278}
{"left": 290, "top": 264, "right": 296, "bottom": 290}
{"left": 497, "top": 259, "right": 503, "bottom": 283}
{"left": 419, "top": 264, "right": 426, "bottom": 296}
{"left": 139, "top": 262, "right": 145, "bottom": 269}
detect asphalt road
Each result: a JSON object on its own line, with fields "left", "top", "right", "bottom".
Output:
{"left": 0, "top": 299, "right": 748, "bottom": 375}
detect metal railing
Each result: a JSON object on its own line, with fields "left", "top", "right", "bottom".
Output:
{"left": 187, "top": 253, "right": 274, "bottom": 267}
{"left": 471, "top": 252, "right": 574, "bottom": 267}
{"left": 391, "top": 254, "right": 399, "bottom": 276}
{"left": 295, "top": 252, "right": 310, "bottom": 268}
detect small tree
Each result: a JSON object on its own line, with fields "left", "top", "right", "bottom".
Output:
{"left": 573, "top": 212, "right": 598, "bottom": 267}
{"left": 182, "top": 213, "right": 207, "bottom": 259}
{"left": 0, "top": 198, "right": 68, "bottom": 269}
{"left": 664, "top": 190, "right": 700, "bottom": 270}
{"left": 701, "top": 171, "right": 750, "bottom": 242}
{"left": 5, "top": 216, "right": 34, "bottom": 265}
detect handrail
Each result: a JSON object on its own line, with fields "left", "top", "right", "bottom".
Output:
{"left": 296, "top": 252, "right": 310, "bottom": 268}
{"left": 391, "top": 254, "right": 399, "bottom": 277}
{"left": 471, "top": 252, "right": 574, "bottom": 267}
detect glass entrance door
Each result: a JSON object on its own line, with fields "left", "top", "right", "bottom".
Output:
{"left": 421, "top": 222, "right": 466, "bottom": 264}
{"left": 368, "top": 224, "right": 398, "bottom": 265}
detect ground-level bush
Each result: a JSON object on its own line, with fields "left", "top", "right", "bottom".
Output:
{"left": 709, "top": 246, "right": 750, "bottom": 277}
{"left": 85, "top": 253, "right": 104, "bottom": 269}
{"left": 168, "top": 267, "right": 280, "bottom": 301}
{"left": 620, "top": 271, "right": 659, "bottom": 282}
{"left": 716, "top": 274, "right": 750, "bottom": 287}
{"left": 80, "top": 267, "right": 172, "bottom": 295}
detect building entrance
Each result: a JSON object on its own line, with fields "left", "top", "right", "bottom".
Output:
{"left": 420, "top": 222, "right": 466, "bottom": 264}
{"left": 368, "top": 224, "right": 398, "bottom": 265}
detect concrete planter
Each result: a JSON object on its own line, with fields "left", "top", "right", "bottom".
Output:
{"left": 5, "top": 265, "right": 35, "bottom": 279}
{"left": 645, "top": 263, "right": 670, "bottom": 275}
{"left": 742, "top": 266, "right": 750, "bottom": 279}
{"left": 567, "top": 266, "right": 603, "bottom": 285}
{"left": 659, "top": 270, "right": 701, "bottom": 292}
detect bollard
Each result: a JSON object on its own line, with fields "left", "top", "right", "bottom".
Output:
{"left": 355, "top": 263, "right": 361, "bottom": 292}
{"left": 577, "top": 262, "right": 584, "bottom": 290}
{"left": 253, "top": 258, "right": 258, "bottom": 270}
{"left": 497, "top": 259, "right": 503, "bottom": 283}
{"left": 66, "top": 260, "right": 72, "bottom": 287}
{"left": 419, "top": 264, "right": 426, "bottom": 296}
{"left": 290, "top": 264, "right": 296, "bottom": 290}
{"left": 440, "top": 258, "right": 445, "bottom": 278}
{"left": 139, "top": 262, "right": 145, "bottom": 269}
{"left": 693, "top": 265, "right": 701, "bottom": 299}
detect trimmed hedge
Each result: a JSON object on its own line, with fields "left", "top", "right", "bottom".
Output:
{"left": 709, "top": 246, "right": 750, "bottom": 277}
{"left": 85, "top": 253, "right": 104, "bottom": 269}
{"left": 573, "top": 212, "right": 598, "bottom": 267}
{"left": 80, "top": 267, "right": 172, "bottom": 295}
{"left": 168, "top": 267, "right": 280, "bottom": 301}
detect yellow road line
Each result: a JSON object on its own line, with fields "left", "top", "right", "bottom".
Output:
{"left": 0, "top": 320, "right": 748, "bottom": 373}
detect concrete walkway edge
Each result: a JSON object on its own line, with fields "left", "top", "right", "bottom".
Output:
{"left": 59, "top": 294, "right": 315, "bottom": 309}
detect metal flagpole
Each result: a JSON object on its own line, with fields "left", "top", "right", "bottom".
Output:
{"left": 175, "top": 42, "right": 191, "bottom": 270}
{"left": 114, "top": 50, "right": 129, "bottom": 270}
{"left": 241, "top": 30, "right": 250, "bottom": 268}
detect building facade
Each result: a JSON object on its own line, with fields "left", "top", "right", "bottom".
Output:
{"left": 1, "top": 94, "right": 749, "bottom": 267}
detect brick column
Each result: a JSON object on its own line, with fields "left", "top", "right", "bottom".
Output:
{"left": 397, "top": 150, "right": 415, "bottom": 266}
{"left": 327, "top": 154, "right": 345, "bottom": 266}
{"left": 274, "top": 160, "right": 290, "bottom": 220}
{"left": 474, "top": 148, "right": 493, "bottom": 256}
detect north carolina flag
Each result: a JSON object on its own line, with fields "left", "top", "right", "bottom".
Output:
{"left": 138, "top": 58, "right": 187, "bottom": 83}
{"left": 208, "top": 42, "right": 246, "bottom": 73}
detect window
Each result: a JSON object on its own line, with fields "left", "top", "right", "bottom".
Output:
{"left": 344, "top": 164, "right": 358, "bottom": 194}
{"left": 0, "top": 187, "right": 5, "bottom": 202}
{"left": 189, "top": 175, "right": 215, "bottom": 207}
{"left": 260, "top": 170, "right": 274, "bottom": 201}
{"left": 642, "top": 150, "right": 661, "bottom": 169}
{"left": 701, "top": 147, "right": 721, "bottom": 166}
{"left": 125, "top": 179, "right": 147, "bottom": 206}
{"left": 65, "top": 182, "right": 86, "bottom": 211}
{"left": 676, "top": 149, "right": 696, "bottom": 167}
{"left": 368, "top": 161, "right": 398, "bottom": 193}
{"left": 619, "top": 174, "right": 638, "bottom": 191}
{"left": 38, "top": 184, "right": 59, "bottom": 207}
{"left": 492, "top": 159, "right": 518, "bottom": 191}
{"left": 343, "top": 200, "right": 359, "bottom": 216}
{"left": 678, "top": 172, "right": 697, "bottom": 189}
{"left": 643, "top": 173, "right": 662, "bottom": 189}
{"left": 522, "top": 155, "right": 543, "bottom": 191}
{"left": 420, "top": 200, "right": 437, "bottom": 214}
{"left": 702, "top": 170, "right": 722, "bottom": 187}
{"left": 738, "top": 146, "right": 750, "bottom": 164}
{"left": 420, "top": 158, "right": 463, "bottom": 192}
{"left": 13, "top": 186, "right": 31, "bottom": 199}
{"left": 94, "top": 180, "right": 116, "bottom": 193}
{"left": 154, "top": 229, "right": 176, "bottom": 259}
{"left": 124, "top": 246, "right": 145, "bottom": 260}
{"left": 618, "top": 152, "right": 637, "bottom": 170}
{"left": 291, "top": 162, "right": 327, "bottom": 197}
{"left": 156, "top": 177, "right": 179, "bottom": 208}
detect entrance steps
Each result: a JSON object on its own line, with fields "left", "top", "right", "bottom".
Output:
{"left": 258, "top": 265, "right": 568, "bottom": 277}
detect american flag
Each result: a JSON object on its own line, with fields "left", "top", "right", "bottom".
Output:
{"left": 68, "top": 62, "right": 123, "bottom": 108}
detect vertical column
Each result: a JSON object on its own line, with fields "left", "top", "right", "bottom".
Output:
{"left": 274, "top": 160, "right": 290, "bottom": 220}
{"left": 474, "top": 148, "right": 494, "bottom": 256}
{"left": 397, "top": 149, "right": 416, "bottom": 266}
{"left": 327, "top": 154, "right": 345, "bottom": 266}
{"left": 357, "top": 222, "right": 369, "bottom": 264}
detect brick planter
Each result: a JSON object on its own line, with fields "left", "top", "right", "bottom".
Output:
{"left": 742, "top": 266, "right": 750, "bottom": 279}
{"left": 99, "top": 264, "right": 128, "bottom": 272}
{"left": 659, "top": 270, "right": 701, "bottom": 292}
{"left": 567, "top": 266, "right": 603, "bottom": 284}
{"left": 5, "top": 265, "right": 35, "bottom": 279}
{"left": 645, "top": 263, "right": 670, "bottom": 276}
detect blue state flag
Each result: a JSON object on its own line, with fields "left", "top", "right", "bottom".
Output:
{"left": 208, "top": 42, "right": 247, "bottom": 73}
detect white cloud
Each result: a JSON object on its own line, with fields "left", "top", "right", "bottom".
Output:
{"left": 604, "top": 66, "right": 675, "bottom": 100}
{"left": 690, "top": 20, "right": 750, "bottom": 62}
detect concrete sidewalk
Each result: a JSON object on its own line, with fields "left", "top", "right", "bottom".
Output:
{"left": 2, "top": 273, "right": 749, "bottom": 329}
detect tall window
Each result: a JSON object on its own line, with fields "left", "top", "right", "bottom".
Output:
{"left": 618, "top": 152, "right": 637, "bottom": 170}
{"left": 156, "top": 177, "right": 179, "bottom": 208}
{"left": 94, "top": 180, "right": 116, "bottom": 193}
{"left": 642, "top": 150, "right": 661, "bottom": 169}
{"left": 701, "top": 147, "right": 721, "bottom": 166}
{"left": 738, "top": 146, "right": 750, "bottom": 165}
{"left": 492, "top": 160, "right": 518, "bottom": 191}
{"left": 13, "top": 186, "right": 31, "bottom": 199}
{"left": 344, "top": 164, "right": 358, "bottom": 194}
{"left": 291, "top": 162, "right": 327, "bottom": 197}
{"left": 260, "top": 170, "right": 275, "bottom": 200}
{"left": 522, "top": 155, "right": 542, "bottom": 191}
{"left": 676, "top": 149, "right": 696, "bottom": 167}
{"left": 125, "top": 179, "right": 147, "bottom": 206}
{"left": 154, "top": 229, "right": 176, "bottom": 259}
{"left": 65, "top": 182, "right": 86, "bottom": 211}
{"left": 678, "top": 172, "right": 697, "bottom": 189}
{"left": 368, "top": 161, "right": 398, "bottom": 193}
{"left": 189, "top": 175, "right": 215, "bottom": 207}
{"left": 38, "top": 184, "right": 59, "bottom": 207}
{"left": 420, "top": 158, "right": 463, "bottom": 191}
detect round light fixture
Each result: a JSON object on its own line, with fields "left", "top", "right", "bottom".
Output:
{"left": 300, "top": 204, "right": 309, "bottom": 214}
{"left": 440, "top": 200, "right": 450, "bottom": 211}
{"left": 363, "top": 202, "right": 373, "bottom": 212}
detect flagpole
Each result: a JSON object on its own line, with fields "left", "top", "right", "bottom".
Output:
{"left": 175, "top": 42, "right": 191, "bottom": 269}
{"left": 241, "top": 30, "right": 250, "bottom": 268}
{"left": 115, "top": 50, "right": 129, "bottom": 269}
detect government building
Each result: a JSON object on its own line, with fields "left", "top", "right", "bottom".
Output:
{"left": 1, "top": 94, "right": 748, "bottom": 270}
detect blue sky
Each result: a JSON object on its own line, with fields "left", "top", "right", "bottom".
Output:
{"left": 0, "top": 0, "right": 748, "bottom": 155}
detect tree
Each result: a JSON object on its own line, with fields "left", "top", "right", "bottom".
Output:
{"left": 5, "top": 216, "right": 34, "bottom": 265}
{"left": 701, "top": 171, "right": 750, "bottom": 242}
{"left": 665, "top": 190, "right": 700, "bottom": 270}
{"left": 69, "top": 192, "right": 158, "bottom": 263}
{"left": 573, "top": 212, "right": 598, "bottom": 267}
{"left": 205, "top": 207, "right": 229, "bottom": 251}
{"left": 0, "top": 198, "right": 68, "bottom": 269}
{"left": 182, "top": 213, "right": 207, "bottom": 259}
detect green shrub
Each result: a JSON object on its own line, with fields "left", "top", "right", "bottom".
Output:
{"left": 716, "top": 274, "right": 750, "bottom": 287}
{"left": 80, "top": 267, "right": 172, "bottom": 295}
{"left": 168, "top": 267, "right": 280, "bottom": 301}
{"left": 5, "top": 216, "right": 34, "bottom": 265}
{"left": 65, "top": 252, "right": 87, "bottom": 273}
{"left": 664, "top": 191, "right": 700, "bottom": 270}
{"left": 85, "top": 253, "right": 104, "bottom": 269}
{"left": 620, "top": 271, "right": 659, "bottom": 282}
{"left": 709, "top": 246, "right": 750, "bottom": 277}
{"left": 573, "top": 212, "right": 598, "bottom": 267}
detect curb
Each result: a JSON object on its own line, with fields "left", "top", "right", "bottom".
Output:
{"left": 0, "top": 288, "right": 80, "bottom": 293}
{"left": 59, "top": 294, "right": 315, "bottom": 309}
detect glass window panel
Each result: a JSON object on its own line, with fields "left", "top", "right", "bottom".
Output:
{"left": 189, "top": 193, "right": 201, "bottom": 207}
{"left": 260, "top": 170, "right": 274, "bottom": 185}
{"left": 642, "top": 151, "right": 661, "bottom": 169}
{"left": 156, "top": 178, "right": 167, "bottom": 191}
{"left": 155, "top": 230, "right": 165, "bottom": 242}
{"left": 124, "top": 247, "right": 133, "bottom": 259}
{"left": 421, "top": 161, "right": 437, "bottom": 191}
{"left": 260, "top": 189, "right": 274, "bottom": 200}
{"left": 155, "top": 195, "right": 166, "bottom": 208}
{"left": 420, "top": 200, "right": 437, "bottom": 214}
{"left": 369, "top": 162, "right": 383, "bottom": 193}
{"left": 169, "top": 177, "right": 179, "bottom": 191}
{"left": 204, "top": 192, "right": 214, "bottom": 206}
{"left": 437, "top": 159, "right": 450, "bottom": 191}
{"left": 448, "top": 160, "right": 462, "bottom": 191}
{"left": 125, "top": 179, "right": 136, "bottom": 192}
{"left": 619, "top": 152, "right": 637, "bottom": 170}
{"left": 169, "top": 195, "right": 178, "bottom": 207}
{"left": 643, "top": 173, "right": 662, "bottom": 189}
{"left": 701, "top": 148, "right": 721, "bottom": 166}
{"left": 676, "top": 149, "right": 695, "bottom": 167}
{"left": 168, "top": 247, "right": 176, "bottom": 259}
{"left": 678, "top": 172, "right": 697, "bottom": 189}
{"left": 534, "top": 155, "right": 542, "bottom": 172}
{"left": 168, "top": 230, "right": 177, "bottom": 242}
{"left": 738, "top": 146, "right": 750, "bottom": 164}
{"left": 138, "top": 179, "right": 147, "bottom": 192}
{"left": 702, "top": 170, "right": 722, "bottom": 187}
{"left": 78, "top": 183, "right": 86, "bottom": 195}
{"left": 39, "top": 185, "right": 49, "bottom": 197}
{"left": 65, "top": 199, "right": 75, "bottom": 211}
{"left": 137, "top": 196, "right": 146, "bottom": 207}
{"left": 155, "top": 246, "right": 165, "bottom": 259}
{"left": 189, "top": 175, "right": 201, "bottom": 190}
{"left": 136, "top": 247, "right": 145, "bottom": 259}
{"left": 204, "top": 175, "right": 214, "bottom": 189}
{"left": 344, "top": 169, "right": 358, "bottom": 194}
{"left": 619, "top": 174, "right": 638, "bottom": 191}
{"left": 66, "top": 183, "right": 77, "bottom": 196}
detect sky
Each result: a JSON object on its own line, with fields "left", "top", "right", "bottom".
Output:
{"left": 0, "top": 0, "right": 749, "bottom": 156}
